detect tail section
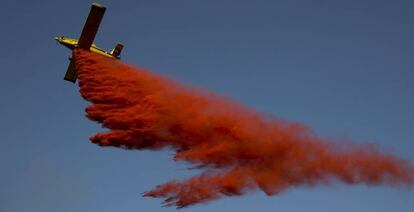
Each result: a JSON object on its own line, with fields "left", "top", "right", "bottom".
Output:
{"left": 110, "top": 43, "right": 124, "bottom": 58}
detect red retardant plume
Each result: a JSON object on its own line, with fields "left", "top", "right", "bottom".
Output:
{"left": 73, "top": 49, "right": 414, "bottom": 208}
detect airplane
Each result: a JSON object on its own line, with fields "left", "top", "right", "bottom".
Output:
{"left": 55, "top": 3, "right": 124, "bottom": 83}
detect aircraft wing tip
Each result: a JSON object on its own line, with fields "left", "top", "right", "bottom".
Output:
{"left": 92, "top": 2, "right": 106, "bottom": 10}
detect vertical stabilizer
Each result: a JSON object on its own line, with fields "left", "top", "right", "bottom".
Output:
{"left": 110, "top": 43, "right": 124, "bottom": 58}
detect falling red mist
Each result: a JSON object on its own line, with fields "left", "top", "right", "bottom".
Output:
{"left": 73, "top": 49, "right": 414, "bottom": 208}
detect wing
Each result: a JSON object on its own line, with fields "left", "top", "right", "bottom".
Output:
{"left": 64, "top": 58, "right": 77, "bottom": 83}
{"left": 77, "top": 3, "right": 106, "bottom": 50}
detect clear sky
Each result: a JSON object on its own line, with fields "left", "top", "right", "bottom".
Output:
{"left": 1, "top": 0, "right": 413, "bottom": 211}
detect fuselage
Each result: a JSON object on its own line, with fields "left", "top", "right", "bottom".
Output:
{"left": 55, "top": 36, "right": 118, "bottom": 59}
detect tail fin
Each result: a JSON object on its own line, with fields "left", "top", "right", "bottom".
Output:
{"left": 110, "top": 43, "right": 124, "bottom": 58}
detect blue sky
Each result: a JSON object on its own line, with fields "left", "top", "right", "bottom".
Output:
{"left": 0, "top": 0, "right": 413, "bottom": 211}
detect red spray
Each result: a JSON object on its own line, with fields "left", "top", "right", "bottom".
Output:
{"left": 73, "top": 49, "right": 414, "bottom": 208}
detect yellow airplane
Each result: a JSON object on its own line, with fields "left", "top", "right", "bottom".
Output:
{"left": 55, "top": 3, "right": 123, "bottom": 83}
{"left": 55, "top": 36, "right": 123, "bottom": 59}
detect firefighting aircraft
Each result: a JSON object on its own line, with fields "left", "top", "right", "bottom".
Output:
{"left": 55, "top": 3, "right": 123, "bottom": 83}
